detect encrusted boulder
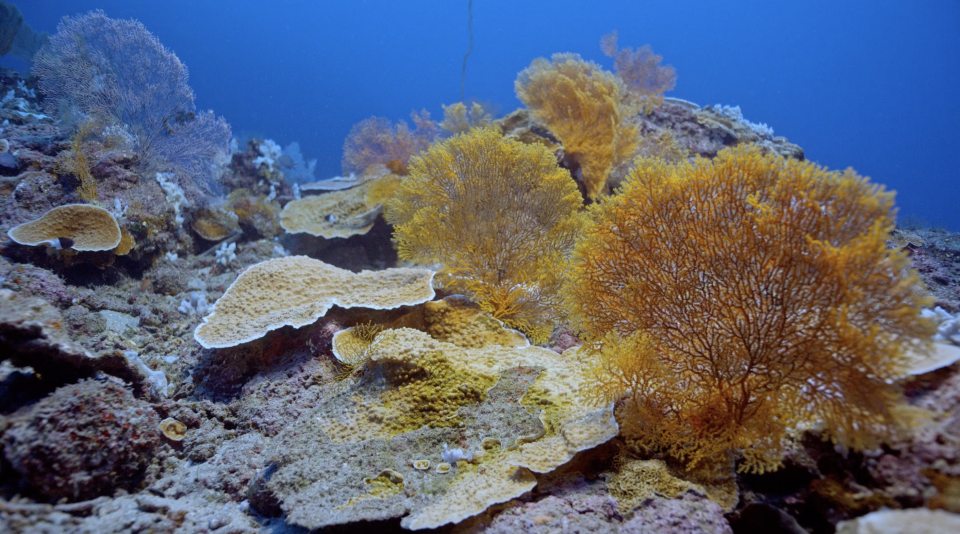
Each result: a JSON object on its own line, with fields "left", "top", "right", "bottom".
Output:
{"left": 2, "top": 378, "right": 160, "bottom": 501}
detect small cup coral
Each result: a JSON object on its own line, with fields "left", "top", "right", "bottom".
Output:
{"left": 386, "top": 128, "right": 583, "bottom": 342}
{"left": 565, "top": 145, "right": 936, "bottom": 473}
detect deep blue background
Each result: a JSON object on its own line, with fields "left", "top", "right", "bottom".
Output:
{"left": 5, "top": 1, "right": 959, "bottom": 229}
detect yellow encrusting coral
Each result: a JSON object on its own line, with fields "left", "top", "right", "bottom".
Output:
{"left": 385, "top": 128, "right": 583, "bottom": 343}
{"left": 607, "top": 459, "right": 700, "bottom": 513}
{"left": 330, "top": 322, "right": 383, "bottom": 388}
{"left": 515, "top": 53, "right": 639, "bottom": 200}
{"left": 565, "top": 145, "right": 936, "bottom": 473}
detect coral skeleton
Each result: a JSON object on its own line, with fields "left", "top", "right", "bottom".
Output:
{"left": 155, "top": 172, "right": 188, "bottom": 226}
{"left": 441, "top": 443, "right": 473, "bottom": 463}
{"left": 214, "top": 241, "right": 237, "bottom": 266}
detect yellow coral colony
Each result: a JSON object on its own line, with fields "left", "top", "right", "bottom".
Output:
{"left": 515, "top": 53, "right": 639, "bottom": 200}
{"left": 313, "top": 327, "right": 620, "bottom": 529}
{"left": 385, "top": 128, "right": 583, "bottom": 343}
{"left": 565, "top": 146, "right": 936, "bottom": 473}
{"left": 193, "top": 256, "right": 435, "bottom": 348}
{"left": 8, "top": 204, "right": 122, "bottom": 251}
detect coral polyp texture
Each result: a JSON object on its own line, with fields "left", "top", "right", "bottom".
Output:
{"left": 386, "top": 128, "right": 583, "bottom": 342}
{"left": 600, "top": 31, "right": 677, "bottom": 113}
{"left": 7, "top": 204, "right": 122, "bottom": 251}
{"left": 193, "top": 256, "right": 436, "bottom": 348}
{"left": 564, "top": 145, "right": 937, "bottom": 473}
{"left": 515, "top": 52, "right": 639, "bottom": 200}
{"left": 439, "top": 101, "right": 493, "bottom": 135}
{"left": 268, "top": 327, "right": 619, "bottom": 531}
{"left": 341, "top": 110, "right": 438, "bottom": 175}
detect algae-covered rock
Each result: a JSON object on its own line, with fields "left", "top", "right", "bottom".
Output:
{"left": 2, "top": 378, "right": 160, "bottom": 501}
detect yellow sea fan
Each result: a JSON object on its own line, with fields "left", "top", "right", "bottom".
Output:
{"left": 387, "top": 128, "right": 582, "bottom": 343}
{"left": 566, "top": 145, "right": 936, "bottom": 473}
{"left": 515, "top": 53, "right": 639, "bottom": 201}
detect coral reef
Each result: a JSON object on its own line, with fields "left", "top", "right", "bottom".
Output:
{"left": 0, "top": 11, "right": 957, "bottom": 533}
{"left": 387, "top": 128, "right": 582, "bottom": 342}
{"left": 565, "top": 146, "right": 936, "bottom": 473}
{"left": 515, "top": 53, "right": 639, "bottom": 200}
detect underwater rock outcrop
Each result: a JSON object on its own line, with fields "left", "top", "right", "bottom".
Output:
{"left": 0, "top": 289, "right": 145, "bottom": 390}
{"left": 2, "top": 378, "right": 159, "bottom": 501}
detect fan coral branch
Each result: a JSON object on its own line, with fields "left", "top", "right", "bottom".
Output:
{"left": 386, "top": 128, "right": 583, "bottom": 342}
{"left": 601, "top": 31, "right": 677, "bottom": 114}
{"left": 32, "top": 10, "right": 230, "bottom": 186}
{"left": 565, "top": 146, "right": 936, "bottom": 473}
{"left": 439, "top": 102, "right": 492, "bottom": 136}
{"left": 342, "top": 110, "right": 438, "bottom": 175}
{"left": 515, "top": 53, "right": 639, "bottom": 200}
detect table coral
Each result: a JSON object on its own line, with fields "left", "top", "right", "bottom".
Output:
{"left": 193, "top": 256, "right": 435, "bottom": 348}
{"left": 279, "top": 176, "right": 387, "bottom": 238}
{"left": 1, "top": 378, "right": 159, "bottom": 501}
{"left": 515, "top": 52, "right": 639, "bottom": 200}
{"left": 386, "top": 127, "right": 582, "bottom": 342}
{"left": 7, "top": 203, "right": 121, "bottom": 252}
{"left": 565, "top": 145, "right": 936, "bottom": 474}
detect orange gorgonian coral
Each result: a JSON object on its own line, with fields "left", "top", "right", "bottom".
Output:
{"left": 515, "top": 53, "right": 639, "bottom": 201}
{"left": 601, "top": 31, "right": 677, "bottom": 114}
{"left": 341, "top": 110, "right": 438, "bottom": 175}
{"left": 386, "top": 128, "right": 583, "bottom": 342}
{"left": 439, "top": 102, "right": 493, "bottom": 136}
{"left": 566, "top": 145, "right": 936, "bottom": 473}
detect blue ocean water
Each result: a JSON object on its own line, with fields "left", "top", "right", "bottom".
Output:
{"left": 6, "top": 0, "right": 960, "bottom": 230}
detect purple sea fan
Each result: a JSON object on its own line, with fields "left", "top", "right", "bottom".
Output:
{"left": 601, "top": 30, "right": 676, "bottom": 113}
{"left": 33, "top": 10, "right": 230, "bottom": 188}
